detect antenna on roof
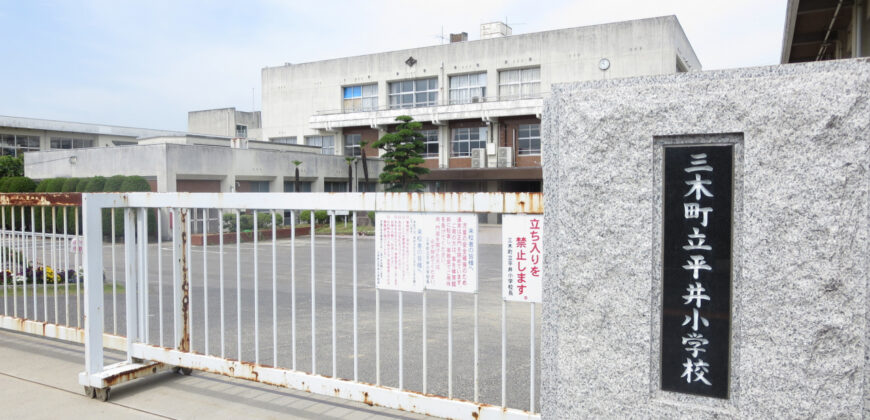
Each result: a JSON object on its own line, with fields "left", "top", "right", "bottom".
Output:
{"left": 434, "top": 26, "right": 447, "bottom": 44}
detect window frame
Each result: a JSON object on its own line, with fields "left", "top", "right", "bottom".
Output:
{"left": 498, "top": 67, "right": 541, "bottom": 100}
{"left": 0, "top": 134, "right": 40, "bottom": 156}
{"left": 449, "top": 72, "right": 487, "bottom": 104}
{"left": 235, "top": 124, "right": 247, "bottom": 138}
{"left": 517, "top": 123, "right": 541, "bottom": 156}
{"left": 342, "top": 84, "right": 378, "bottom": 112}
{"left": 388, "top": 77, "right": 438, "bottom": 109}
{"left": 450, "top": 127, "right": 487, "bottom": 158}
{"left": 49, "top": 137, "right": 94, "bottom": 150}
{"left": 420, "top": 129, "right": 439, "bottom": 158}
{"left": 306, "top": 135, "right": 335, "bottom": 155}
{"left": 344, "top": 133, "right": 362, "bottom": 157}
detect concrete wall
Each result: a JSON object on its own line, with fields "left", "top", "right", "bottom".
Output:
{"left": 188, "top": 108, "right": 262, "bottom": 139}
{"left": 542, "top": 59, "right": 869, "bottom": 417}
{"left": 262, "top": 15, "right": 701, "bottom": 143}
{"left": 23, "top": 143, "right": 384, "bottom": 194}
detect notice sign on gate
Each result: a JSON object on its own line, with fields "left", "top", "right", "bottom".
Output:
{"left": 502, "top": 215, "right": 543, "bottom": 303}
{"left": 375, "top": 213, "right": 478, "bottom": 293}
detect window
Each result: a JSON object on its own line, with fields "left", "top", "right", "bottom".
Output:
{"left": 451, "top": 127, "right": 487, "bottom": 157}
{"left": 420, "top": 129, "right": 438, "bottom": 158}
{"left": 0, "top": 134, "right": 40, "bottom": 156}
{"left": 271, "top": 136, "right": 297, "bottom": 144}
{"left": 324, "top": 181, "right": 348, "bottom": 192}
{"left": 245, "top": 181, "right": 270, "bottom": 192}
{"left": 389, "top": 78, "right": 437, "bottom": 109}
{"left": 498, "top": 67, "right": 540, "bottom": 99}
{"left": 284, "top": 181, "right": 312, "bottom": 192}
{"left": 344, "top": 133, "right": 361, "bottom": 157}
{"left": 306, "top": 135, "right": 335, "bottom": 155}
{"left": 357, "top": 181, "right": 378, "bottom": 193}
{"left": 235, "top": 124, "right": 247, "bottom": 138}
{"left": 343, "top": 84, "right": 378, "bottom": 112}
{"left": 517, "top": 124, "right": 541, "bottom": 155}
{"left": 449, "top": 73, "right": 487, "bottom": 104}
{"left": 50, "top": 137, "right": 93, "bottom": 149}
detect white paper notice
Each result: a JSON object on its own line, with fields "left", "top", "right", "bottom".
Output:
{"left": 375, "top": 212, "right": 478, "bottom": 293}
{"left": 502, "top": 214, "right": 543, "bottom": 303}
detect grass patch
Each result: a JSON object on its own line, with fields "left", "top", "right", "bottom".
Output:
{"left": 314, "top": 224, "right": 374, "bottom": 236}
{"left": 2, "top": 283, "right": 123, "bottom": 296}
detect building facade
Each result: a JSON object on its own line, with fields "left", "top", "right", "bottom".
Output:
{"left": 0, "top": 115, "right": 184, "bottom": 156}
{"left": 782, "top": 0, "right": 868, "bottom": 63}
{"left": 261, "top": 16, "right": 700, "bottom": 193}
{"left": 188, "top": 108, "right": 263, "bottom": 140}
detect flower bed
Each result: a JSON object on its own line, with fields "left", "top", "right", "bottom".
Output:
{"left": 191, "top": 226, "right": 311, "bottom": 246}
{"left": 4, "top": 265, "right": 81, "bottom": 284}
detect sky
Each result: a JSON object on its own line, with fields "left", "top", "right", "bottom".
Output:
{"left": 0, "top": 0, "right": 788, "bottom": 131}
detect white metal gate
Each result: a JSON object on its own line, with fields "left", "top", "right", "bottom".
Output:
{"left": 10, "top": 192, "right": 543, "bottom": 419}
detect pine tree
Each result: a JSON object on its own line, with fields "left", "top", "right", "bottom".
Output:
{"left": 371, "top": 116, "right": 430, "bottom": 192}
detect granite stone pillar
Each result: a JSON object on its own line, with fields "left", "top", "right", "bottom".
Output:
{"left": 542, "top": 59, "right": 870, "bottom": 418}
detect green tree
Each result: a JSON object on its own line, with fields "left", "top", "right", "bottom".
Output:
{"left": 371, "top": 116, "right": 429, "bottom": 192}
{"left": 0, "top": 156, "right": 24, "bottom": 178}
{"left": 292, "top": 160, "right": 302, "bottom": 192}
{"left": 344, "top": 157, "right": 356, "bottom": 192}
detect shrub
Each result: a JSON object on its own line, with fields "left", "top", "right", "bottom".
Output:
{"left": 0, "top": 178, "right": 10, "bottom": 192}
{"left": 84, "top": 176, "right": 106, "bottom": 192}
{"left": 314, "top": 210, "right": 328, "bottom": 224}
{"left": 222, "top": 212, "right": 238, "bottom": 232}
{"left": 103, "top": 175, "right": 125, "bottom": 192}
{"left": 256, "top": 211, "right": 283, "bottom": 229}
{"left": 239, "top": 214, "right": 254, "bottom": 231}
{"left": 75, "top": 177, "right": 92, "bottom": 193}
{"left": 61, "top": 178, "right": 81, "bottom": 192}
{"left": 368, "top": 211, "right": 376, "bottom": 224}
{"left": 2, "top": 177, "right": 37, "bottom": 229}
{"left": 44, "top": 178, "right": 66, "bottom": 192}
{"left": 35, "top": 179, "right": 49, "bottom": 192}
{"left": 120, "top": 175, "right": 152, "bottom": 193}
{"left": 299, "top": 210, "right": 311, "bottom": 222}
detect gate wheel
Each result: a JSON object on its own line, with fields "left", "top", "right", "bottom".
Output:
{"left": 83, "top": 386, "right": 95, "bottom": 399}
{"left": 95, "top": 387, "right": 111, "bottom": 402}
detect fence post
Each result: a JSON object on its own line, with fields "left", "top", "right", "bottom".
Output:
{"left": 82, "top": 194, "right": 105, "bottom": 379}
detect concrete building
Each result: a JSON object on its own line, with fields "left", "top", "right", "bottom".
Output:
{"left": 0, "top": 115, "right": 184, "bottom": 156}
{"left": 782, "top": 0, "right": 868, "bottom": 63}
{"left": 261, "top": 16, "right": 700, "bottom": 193}
{"left": 24, "top": 134, "right": 383, "bottom": 196}
{"left": 188, "top": 108, "right": 263, "bottom": 140}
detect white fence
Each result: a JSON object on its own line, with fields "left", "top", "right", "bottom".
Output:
{"left": 2, "top": 192, "right": 543, "bottom": 419}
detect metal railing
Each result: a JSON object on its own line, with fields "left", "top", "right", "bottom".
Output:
{"left": 314, "top": 93, "right": 546, "bottom": 116}
{"left": 0, "top": 193, "right": 127, "bottom": 349}
{"left": 2, "top": 192, "right": 543, "bottom": 419}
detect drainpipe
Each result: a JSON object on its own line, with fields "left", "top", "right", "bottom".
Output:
{"left": 817, "top": 0, "right": 845, "bottom": 60}
{"left": 857, "top": 0, "right": 864, "bottom": 57}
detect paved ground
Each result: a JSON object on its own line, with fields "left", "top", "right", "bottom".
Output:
{"left": 2, "top": 224, "right": 540, "bottom": 412}
{"left": 0, "top": 329, "right": 430, "bottom": 419}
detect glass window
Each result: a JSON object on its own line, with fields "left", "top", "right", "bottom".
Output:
{"left": 235, "top": 124, "right": 247, "bottom": 138}
{"left": 343, "top": 84, "right": 378, "bottom": 112}
{"left": 451, "top": 127, "right": 487, "bottom": 157}
{"left": 420, "top": 129, "right": 438, "bottom": 158}
{"left": 270, "top": 136, "right": 297, "bottom": 144}
{"left": 389, "top": 77, "right": 438, "bottom": 109}
{"left": 0, "top": 134, "right": 40, "bottom": 156}
{"left": 306, "top": 135, "right": 334, "bottom": 155}
{"left": 498, "top": 67, "right": 541, "bottom": 99}
{"left": 517, "top": 124, "right": 541, "bottom": 155}
{"left": 246, "top": 181, "right": 270, "bottom": 192}
{"left": 324, "top": 181, "right": 348, "bottom": 192}
{"left": 344, "top": 133, "right": 361, "bottom": 157}
{"left": 449, "top": 72, "right": 487, "bottom": 104}
{"left": 284, "top": 181, "right": 312, "bottom": 192}
{"left": 50, "top": 137, "right": 93, "bottom": 150}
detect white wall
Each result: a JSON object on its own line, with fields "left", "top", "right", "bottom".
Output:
{"left": 261, "top": 16, "right": 701, "bottom": 142}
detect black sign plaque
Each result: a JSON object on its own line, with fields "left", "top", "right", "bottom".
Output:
{"left": 661, "top": 145, "right": 733, "bottom": 399}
